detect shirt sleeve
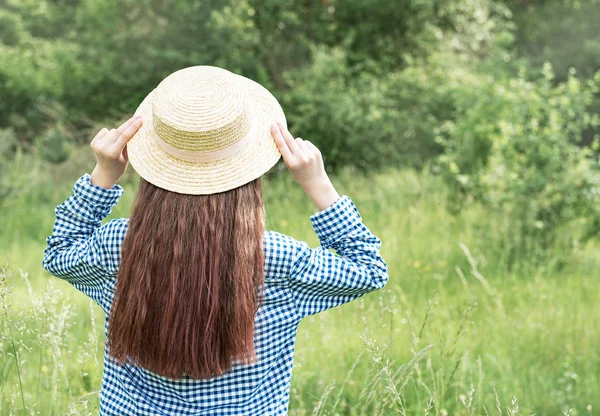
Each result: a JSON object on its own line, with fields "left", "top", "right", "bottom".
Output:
{"left": 284, "top": 195, "right": 389, "bottom": 318}
{"left": 42, "top": 173, "right": 129, "bottom": 305}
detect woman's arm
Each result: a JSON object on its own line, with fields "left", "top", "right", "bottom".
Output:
{"left": 42, "top": 175, "right": 128, "bottom": 304}
{"left": 269, "top": 123, "right": 389, "bottom": 317}
{"left": 267, "top": 195, "right": 388, "bottom": 318}
{"left": 42, "top": 116, "right": 142, "bottom": 306}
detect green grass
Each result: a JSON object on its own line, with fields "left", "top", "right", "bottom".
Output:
{"left": 1, "top": 154, "right": 599, "bottom": 415}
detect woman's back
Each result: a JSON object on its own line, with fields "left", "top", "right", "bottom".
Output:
{"left": 42, "top": 66, "right": 388, "bottom": 415}
{"left": 44, "top": 178, "right": 387, "bottom": 415}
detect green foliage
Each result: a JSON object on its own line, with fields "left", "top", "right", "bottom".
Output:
{"left": 0, "top": 0, "right": 597, "bottom": 260}
{"left": 2, "top": 167, "right": 600, "bottom": 414}
{"left": 501, "top": 0, "right": 600, "bottom": 147}
{"left": 2, "top": 1, "right": 600, "bottom": 412}
{"left": 437, "top": 63, "right": 600, "bottom": 265}
{"left": 282, "top": 0, "right": 514, "bottom": 171}
{"left": 281, "top": 45, "right": 460, "bottom": 171}
{"left": 35, "top": 124, "right": 71, "bottom": 164}
{"left": 0, "top": 0, "right": 514, "bottom": 148}
{"left": 0, "top": 10, "right": 24, "bottom": 46}
{"left": 0, "top": 128, "right": 18, "bottom": 201}
{"left": 283, "top": 47, "right": 422, "bottom": 171}
{"left": 0, "top": 127, "right": 17, "bottom": 158}
{"left": 504, "top": 0, "right": 600, "bottom": 80}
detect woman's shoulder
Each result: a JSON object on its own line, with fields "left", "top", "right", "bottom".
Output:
{"left": 262, "top": 230, "right": 309, "bottom": 276}
{"left": 97, "top": 218, "right": 130, "bottom": 270}
{"left": 263, "top": 230, "right": 307, "bottom": 250}
{"left": 101, "top": 217, "right": 130, "bottom": 241}
{"left": 263, "top": 229, "right": 303, "bottom": 250}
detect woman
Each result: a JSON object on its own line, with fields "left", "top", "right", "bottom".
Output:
{"left": 43, "top": 66, "right": 389, "bottom": 415}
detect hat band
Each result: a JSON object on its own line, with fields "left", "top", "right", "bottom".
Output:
{"left": 151, "top": 124, "right": 254, "bottom": 163}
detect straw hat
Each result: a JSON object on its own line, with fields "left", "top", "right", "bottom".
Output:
{"left": 127, "top": 66, "right": 286, "bottom": 195}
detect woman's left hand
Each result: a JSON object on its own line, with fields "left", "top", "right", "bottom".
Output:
{"left": 90, "top": 115, "right": 143, "bottom": 189}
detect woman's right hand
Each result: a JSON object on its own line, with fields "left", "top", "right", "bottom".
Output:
{"left": 270, "top": 122, "right": 340, "bottom": 211}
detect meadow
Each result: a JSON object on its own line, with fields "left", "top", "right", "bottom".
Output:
{"left": 1, "top": 0, "right": 600, "bottom": 414}
{"left": 1, "top": 148, "right": 599, "bottom": 415}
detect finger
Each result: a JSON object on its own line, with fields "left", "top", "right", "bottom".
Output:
{"left": 102, "top": 115, "right": 139, "bottom": 145}
{"left": 295, "top": 138, "right": 307, "bottom": 152}
{"left": 102, "top": 117, "right": 136, "bottom": 146}
{"left": 271, "top": 124, "right": 292, "bottom": 159}
{"left": 303, "top": 140, "right": 321, "bottom": 156}
{"left": 101, "top": 128, "right": 119, "bottom": 145}
{"left": 112, "top": 118, "right": 143, "bottom": 152}
{"left": 92, "top": 128, "right": 109, "bottom": 143}
{"left": 116, "top": 116, "right": 138, "bottom": 135}
{"left": 277, "top": 121, "right": 301, "bottom": 155}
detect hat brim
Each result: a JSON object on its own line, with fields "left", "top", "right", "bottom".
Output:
{"left": 127, "top": 74, "right": 285, "bottom": 195}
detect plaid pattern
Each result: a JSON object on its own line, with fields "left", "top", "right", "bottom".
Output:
{"left": 43, "top": 173, "right": 388, "bottom": 415}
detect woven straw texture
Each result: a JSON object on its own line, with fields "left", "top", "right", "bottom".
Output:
{"left": 127, "top": 66, "right": 286, "bottom": 195}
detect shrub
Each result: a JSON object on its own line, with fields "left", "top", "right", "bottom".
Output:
{"left": 281, "top": 1, "right": 513, "bottom": 172}
{"left": 0, "top": 10, "right": 24, "bottom": 46}
{"left": 0, "top": 128, "right": 18, "bottom": 201}
{"left": 437, "top": 63, "right": 600, "bottom": 266}
{"left": 35, "top": 124, "right": 71, "bottom": 165}
{"left": 282, "top": 46, "right": 448, "bottom": 172}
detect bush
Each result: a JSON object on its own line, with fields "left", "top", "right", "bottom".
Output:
{"left": 0, "top": 10, "right": 24, "bottom": 46}
{"left": 0, "top": 128, "right": 18, "bottom": 201}
{"left": 436, "top": 63, "right": 600, "bottom": 266}
{"left": 281, "top": 1, "right": 513, "bottom": 172}
{"left": 282, "top": 46, "right": 449, "bottom": 172}
{"left": 283, "top": 47, "right": 397, "bottom": 172}
{"left": 35, "top": 124, "right": 71, "bottom": 165}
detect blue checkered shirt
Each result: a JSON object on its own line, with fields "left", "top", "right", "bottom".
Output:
{"left": 42, "top": 173, "right": 389, "bottom": 415}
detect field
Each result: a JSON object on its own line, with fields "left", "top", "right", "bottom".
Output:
{"left": 1, "top": 156, "right": 599, "bottom": 415}
{"left": 1, "top": 0, "right": 600, "bottom": 414}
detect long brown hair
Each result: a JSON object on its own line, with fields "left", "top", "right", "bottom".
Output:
{"left": 107, "top": 176, "right": 265, "bottom": 379}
